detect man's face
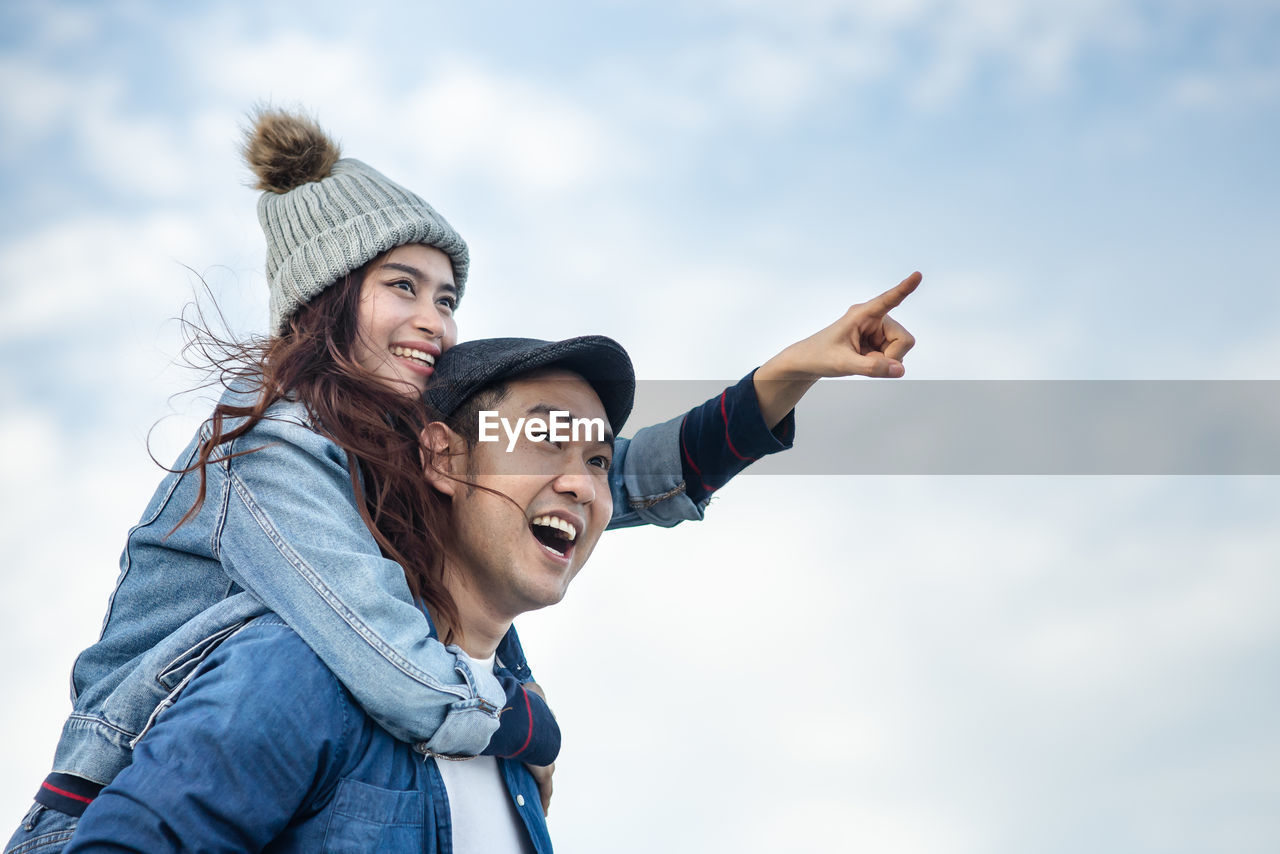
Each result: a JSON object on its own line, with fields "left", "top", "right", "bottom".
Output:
{"left": 443, "top": 370, "right": 614, "bottom": 620}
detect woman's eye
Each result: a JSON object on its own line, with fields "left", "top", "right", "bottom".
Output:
{"left": 388, "top": 278, "right": 415, "bottom": 294}
{"left": 437, "top": 295, "right": 458, "bottom": 312}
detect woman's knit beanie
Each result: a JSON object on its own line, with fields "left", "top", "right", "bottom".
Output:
{"left": 244, "top": 108, "right": 469, "bottom": 334}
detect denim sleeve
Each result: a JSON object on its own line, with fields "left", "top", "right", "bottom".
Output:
{"left": 65, "top": 619, "right": 355, "bottom": 853}
{"left": 213, "top": 412, "right": 506, "bottom": 753}
{"left": 607, "top": 414, "right": 707, "bottom": 530}
{"left": 606, "top": 371, "right": 797, "bottom": 528}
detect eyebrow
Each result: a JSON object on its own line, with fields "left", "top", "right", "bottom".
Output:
{"left": 377, "top": 262, "right": 457, "bottom": 292}
{"left": 527, "top": 403, "right": 615, "bottom": 448}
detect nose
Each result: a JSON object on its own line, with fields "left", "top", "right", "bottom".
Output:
{"left": 552, "top": 462, "right": 598, "bottom": 506}
{"left": 411, "top": 300, "right": 445, "bottom": 338}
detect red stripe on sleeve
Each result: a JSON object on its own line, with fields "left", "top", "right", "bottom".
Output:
{"left": 41, "top": 782, "right": 94, "bottom": 805}
{"left": 680, "top": 418, "right": 703, "bottom": 477}
{"left": 719, "top": 392, "right": 755, "bottom": 462}
{"left": 515, "top": 685, "right": 535, "bottom": 758}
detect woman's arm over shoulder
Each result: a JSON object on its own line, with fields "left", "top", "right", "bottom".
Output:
{"left": 211, "top": 409, "right": 506, "bottom": 752}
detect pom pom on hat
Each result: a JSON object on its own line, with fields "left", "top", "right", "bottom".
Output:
{"left": 243, "top": 108, "right": 342, "bottom": 194}
{"left": 244, "top": 107, "right": 470, "bottom": 334}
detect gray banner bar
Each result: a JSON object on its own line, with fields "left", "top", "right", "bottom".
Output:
{"left": 626, "top": 380, "right": 1280, "bottom": 475}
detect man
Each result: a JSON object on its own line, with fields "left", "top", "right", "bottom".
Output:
{"left": 55, "top": 275, "right": 922, "bottom": 851}
{"left": 62, "top": 335, "right": 637, "bottom": 853}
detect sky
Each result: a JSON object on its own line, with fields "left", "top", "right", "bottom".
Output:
{"left": 1, "top": 1, "right": 1278, "bottom": 851}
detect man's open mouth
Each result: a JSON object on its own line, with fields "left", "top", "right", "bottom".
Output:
{"left": 529, "top": 514, "right": 577, "bottom": 559}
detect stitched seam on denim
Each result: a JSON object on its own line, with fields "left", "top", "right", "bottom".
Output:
{"left": 429, "top": 761, "right": 454, "bottom": 851}
{"left": 64, "top": 714, "right": 138, "bottom": 740}
{"left": 330, "top": 782, "right": 424, "bottom": 824}
{"left": 319, "top": 807, "right": 340, "bottom": 852}
{"left": 627, "top": 482, "right": 686, "bottom": 510}
{"left": 93, "top": 439, "right": 203, "bottom": 657}
{"left": 155, "top": 621, "right": 247, "bottom": 689}
{"left": 129, "top": 619, "right": 258, "bottom": 748}
{"left": 227, "top": 469, "right": 469, "bottom": 698}
{"left": 6, "top": 828, "right": 77, "bottom": 854}
{"left": 210, "top": 460, "right": 231, "bottom": 559}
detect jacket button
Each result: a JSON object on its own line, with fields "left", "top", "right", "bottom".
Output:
{"left": 516, "top": 794, "right": 526, "bottom": 807}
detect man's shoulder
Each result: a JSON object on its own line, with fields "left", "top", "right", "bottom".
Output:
{"left": 194, "top": 614, "right": 356, "bottom": 721}
{"left": 213, "top": 613, "right": 332, "bottom": 670}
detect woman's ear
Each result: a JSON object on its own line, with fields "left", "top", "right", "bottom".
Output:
{"left": 420, "top": 422, "right": 464, "bottom": 497}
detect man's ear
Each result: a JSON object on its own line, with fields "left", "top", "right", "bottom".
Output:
{"left": 420, "top": 422, "right": 466, "bottom": 498}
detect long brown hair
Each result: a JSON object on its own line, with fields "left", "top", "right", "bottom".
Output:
{"left": 175, "top": 259, "right": 460, "bottom": 631}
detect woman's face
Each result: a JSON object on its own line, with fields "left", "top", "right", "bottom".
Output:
{"left": 353, "top": 244, "right": 460, "bottom": 397}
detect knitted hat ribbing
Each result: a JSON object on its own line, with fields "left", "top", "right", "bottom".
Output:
{"left": 246, "top": 111, "right": 469, "bottom": 334}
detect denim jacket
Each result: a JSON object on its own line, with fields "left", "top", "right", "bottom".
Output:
{"left": 63, "top": 615, "right": 553, "bottom": 854}
{"left": 48, "top": 385, "right": 704, "bottom": 789}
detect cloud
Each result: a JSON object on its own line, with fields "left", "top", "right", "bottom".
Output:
{"left": 74, "top": 108, "right": 211, "bottom": 200}
{"left": 0, "top": 214, "right": 208, "bottom": 336}
{"left": 399, "top": 67, "right": 621, "bottom": 194}
{"left": 0, "top": 49, "right": 243, "bottom": 203}
{"left": 656, "top": 0, "right": 1147, "bottom": 117}
{"left": 194, "top": 30, "right": 383, "bottom": 117}
{"left": 0, "top": 407, "right": 61, "bottom": 483}
{"left": 616, "top": 0, "right": 1260, "bottom": 120}
{"left": 0, "top": 55, "right": 86, "bottom": 152}
{"left": 1168, "top": 68, "right": 1280, "bottom": 111}
{"left": 188, "top": 31, "right": 627, "bottom": 198}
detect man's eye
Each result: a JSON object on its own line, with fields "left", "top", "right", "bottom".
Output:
{"left": 589, "top": 455, "right": 612, "bottom": 472}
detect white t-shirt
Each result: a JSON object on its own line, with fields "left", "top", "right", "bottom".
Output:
{"left": 434, "top": 653, "right": 536, "bottom": 854}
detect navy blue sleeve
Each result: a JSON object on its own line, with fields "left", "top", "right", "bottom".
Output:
{"left": 483, "top": 667, "right": 561, "bottom": 766}
{"left": 65, "top": 620, "right": 357, "bottom": 853}
{"left": 680, "top": 369, "right": 796, "bottom": 504}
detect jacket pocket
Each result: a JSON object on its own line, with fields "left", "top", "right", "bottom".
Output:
{"left": 322, "top": 780, "right": 425, "bottom": 853}
{"left": 3, "top": 803, "right": 78, "bottom": 854}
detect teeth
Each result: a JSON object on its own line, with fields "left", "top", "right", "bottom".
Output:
{"left": 530, "top": 514, "right": 577, "bottom": 543}
{"left": 391, "top": 346, "right": 435, "bottom": 366}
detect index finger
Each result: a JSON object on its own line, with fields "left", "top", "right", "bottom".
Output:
{"left": 862, "top": 271, "right": 922, "bottom": 317}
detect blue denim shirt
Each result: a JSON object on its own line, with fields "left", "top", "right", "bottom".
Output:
{"left": 63, "top": 615, "right": 553, "bottom": 854}
{"left": 49, "top": 386, "right": 705, "bottom": 789}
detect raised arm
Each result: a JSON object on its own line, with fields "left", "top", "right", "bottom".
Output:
{"left": 611, "top": 272, "right": 922, "bottom": 514}
{"left": 753, "top": 271, "right": 921, "bottom": 426}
